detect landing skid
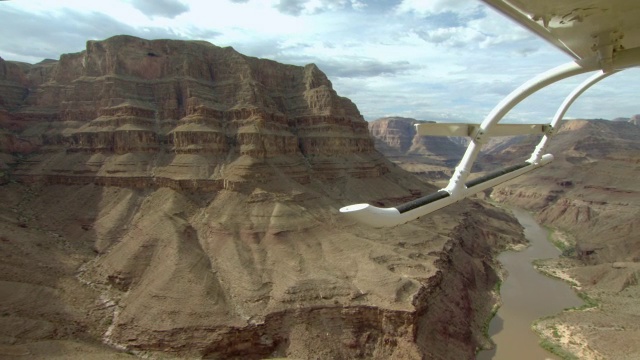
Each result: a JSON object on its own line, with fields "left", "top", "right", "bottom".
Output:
{"left": 341, "top": 48, "right": 640, "bottom": 227}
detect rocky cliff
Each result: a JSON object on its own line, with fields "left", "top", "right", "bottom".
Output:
{"left": 372, "top": 116, "right": 640, "bottom": 359}
{"left": 1, "top": 35, "right": 382, "bottom": 189}
{"left": 367, "top": 117, "right": 639, "bottom": 263}
{"left": 484, "top": 119, "right": 640, "bottom": 264}
{"left": 0, "top": 36, "right": 526, "bottom": 359}
{"left": 486, "top": 119, "right": 640, "bottom": 360}
{"left": 368, "top": 117, "right": 466, "bottom": 180}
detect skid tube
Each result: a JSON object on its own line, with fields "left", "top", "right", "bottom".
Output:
{"left": 340, "top": 47, "right": 640, "bottom": 227}
{"left": 340, "top": 154, "right": 553, "bottom": 228}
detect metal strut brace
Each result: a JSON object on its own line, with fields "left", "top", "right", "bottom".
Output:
{"left": 442, "top": 59, "right": 598, "bottom": 197}
{"left": 340, "top": 47, "right": 640, "bottom": 228}
{"left": 528, "top": 70, "right": 617, "bottom": 163}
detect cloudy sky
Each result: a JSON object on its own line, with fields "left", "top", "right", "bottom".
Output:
{"left": 0, "top": 0, "right": 638, "bottom": 122}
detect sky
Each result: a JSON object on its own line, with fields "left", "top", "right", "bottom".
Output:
{"left": 0, "top": 0, "right": 638, "bottom": 123}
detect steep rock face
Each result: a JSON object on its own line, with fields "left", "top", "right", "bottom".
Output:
{"left": 0, "top": 36, "right": 528, "bottom": 359}
{"left": 369, "top": 117, "right": 465, "bottom": 163}
{"left": 368, "top": 117, "right": 466, "bottom": 180}
{"left": 368, "top": 117, "right": 422, "bottom": 155}
{"left": 1, "top": 35, "right": 378, "bottom": 187}
{"left": 363, "top": 116, "right": 640, "bottom": 359}
{"left": 0, "top": 57, "right": 42, "bottom": 177}
{"left": 484, "top": 121, "right": 640, "bottom": 360}
{"left": 0, "top": 181, "right": 523, "bottom": 359}
{"left": 0, "top": 58, "right": 34, "bottom": 111}
{"left": 486, "top": 119, "right": 640, "bottom": 264}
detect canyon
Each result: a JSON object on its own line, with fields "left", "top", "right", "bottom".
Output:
{"left": 370, "top": 116, "right": 640, "bottom": 359}
{"left": 0, "top": 36, "right": 527, "bottom": 359}
{"left": 368, "top": 117, "right": 466, "bottom": 181}
{"left": 486, "top": 119, "right": 640, "bottom": 360}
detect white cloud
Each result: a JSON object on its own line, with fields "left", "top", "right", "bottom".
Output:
{"left": 416, "top": 26, "right": 483, "bottom": 47}
{"left": 272, "top": 0, "right": 366, "bottom": 16}
{"left": 130, "top": 0, "right": 189, "bottom": 19}
{"left": 395, "top": 0, "right": 478, "bottom": 16}
{"left": 0, "top": 0, "right": 637, "bottom": 122}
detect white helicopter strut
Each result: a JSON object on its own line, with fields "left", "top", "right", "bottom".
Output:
{"left": 340, "top": 0, "right": 640, "bottom": 227}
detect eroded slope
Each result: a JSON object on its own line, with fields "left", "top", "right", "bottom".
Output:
{"left": 0, "top": 36, "right": 526, "bottom": 359}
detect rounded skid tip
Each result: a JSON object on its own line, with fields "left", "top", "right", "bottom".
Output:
{"left": 339, "top": 203, "right": 369, "bottom": 213}
{"left": 541, "top": 153, "right": 554, "bottom": 163}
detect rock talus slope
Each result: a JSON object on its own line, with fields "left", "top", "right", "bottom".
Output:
{"left": 0, "top": 36, "right": 526, "bottom": 359}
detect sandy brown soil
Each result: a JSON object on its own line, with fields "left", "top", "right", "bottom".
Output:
{"left": 0, "top": 175, "right": 528, "bottom": 359}
{"left": 0, "top": 183, "right": 137, "bottom": 359}
{"left": 0, "top": 340, "right": 136, "bottom": 359}
{"left": 532, "top": 230, "right": 640, "bottom": 360}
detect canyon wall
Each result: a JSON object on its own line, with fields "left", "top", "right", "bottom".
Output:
{"left": 484, "top": 120, "right": 640, "bottom": 360}
{"left": 368, "top": 117, "right": 465, "bottom": 163}
{"left": 371, "top": 116, "right": 640, "bottom": 359}
{"left": 1, "top": 35, "right": 382, "bottom": 189}
{"left": 485, "top": 119, "right": 640, "bottom": 264}
{"left": 0, "top": 36, "right": 526, "bottom": 358}
{"left": 369, "top": 116, "right": 640, "bottom": 265}
{"left": 368, "top": 117, "right": 466, "bottom": 180}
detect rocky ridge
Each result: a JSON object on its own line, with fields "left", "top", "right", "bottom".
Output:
{"left": 1, "top": 35, "right": 382, "bottom": 189}
{"left": 484, "top": 119, "right": 640, "bottom": 264}
{"left": 371, "top": 116, "right": 640, "bottom": 359}
{"left": 371, "top": 117, "right": 640, "bottom": 264}
{"left": 368, "top": 117, "right": 466, "bottom": 180}
{"left": 0, "top": 36, "right": 526, "bottom": 359}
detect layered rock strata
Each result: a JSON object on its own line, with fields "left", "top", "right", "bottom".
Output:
{"left": 0, "top": 36, "right": 527, "bottom": 359}
{"left": 0, "top": 35, "right": 380, "bottom": 188}
{"left": 369, "top": 117, "right": 465, "bottom": 164}
{"left": 369, "top": 115, "right": 640, "bottom": 359}
{"left": 486, "top": 120, "right": 640, "bottom": 359}
{"left": 484, "top": 119, "right": 640, "bottom": 264}
{"left": 0, "top": 181, "right": 523, "bottom": 359}
{"left": 368, "top": 117, "right": 467, "bottom": 180}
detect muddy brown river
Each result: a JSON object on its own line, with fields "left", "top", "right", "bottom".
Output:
{"left": 477, "top": 207, "right": 583, "bottom": 360}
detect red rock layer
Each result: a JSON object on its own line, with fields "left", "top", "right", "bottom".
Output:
{"left": 0, "top": 35, "right": 380, "bottom": 187}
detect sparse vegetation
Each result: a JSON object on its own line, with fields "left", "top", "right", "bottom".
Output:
{"left": 532, "top": 259, "right": 599, "bottom": 311}
{"left": 539, "top": 338, "right": 580, "bottom": 360}
{"left": 532, "top": 258, "right": 580, "bottom": 287}
{"left": 493, "top": 277, "right": 503, "bottom": 293}
{"left": 478, "top": 278, "right": 503, "bottom": 352}
{"left": 572, "top": 291, "right": 598, "bottom": 310}
{"left": 544, "top": 225, "right": 576, "bottom": 257}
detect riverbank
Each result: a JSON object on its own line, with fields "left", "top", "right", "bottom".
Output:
{"left": 531, "top": 226, "right": 640, "bottom": 360}
{"left": 531, "top": 253, "right": 603, "bottom": 360}
{"left": 477, "top": 208, "right": 583, "bottom": 360}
